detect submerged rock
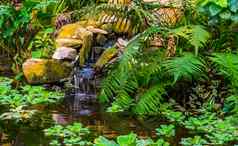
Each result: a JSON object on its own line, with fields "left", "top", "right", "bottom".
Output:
{"left": 52, "top": 47, "right": 77, "bottom": 60}
{"left": 23, "top": 59, "right": 72, "bottom": 84}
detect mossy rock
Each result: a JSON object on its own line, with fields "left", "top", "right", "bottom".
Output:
{"left": 23, "top": 59, "right": 72, "bottom": 84}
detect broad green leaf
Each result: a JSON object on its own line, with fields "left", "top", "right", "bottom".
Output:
{"left": 117, "top": 133, "right": 137, "bottom": 146}
{"left": 94, "top": 136, "right": 118, "bottom": 146}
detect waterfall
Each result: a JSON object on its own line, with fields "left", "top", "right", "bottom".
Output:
{"left": 69, "top": 52, "right": 98, "bottom": 116}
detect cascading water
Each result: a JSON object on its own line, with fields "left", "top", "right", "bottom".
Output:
{"left": 72, "top": 65, "right": 97, "bottom": 114}
{"left": 66, "top": 37, "right": 118, "bottom": 117}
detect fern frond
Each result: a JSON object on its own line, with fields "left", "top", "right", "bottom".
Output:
{"left": 133, "top": 84, "right": 166, "bottom": 115}
{"left": 99, "top": 29, "right": 151, "bottom": 102}
{"left": 210, "top": 53, "right": 238, "bottom": 91}
{"left": 107, "top": 90, "right": 134, "bottom": 112}
{"left": 170, "top": 25, "right": 210, "bottom": 55}
{"left": 163, "top": 53, "right": 206, "bottom": 84}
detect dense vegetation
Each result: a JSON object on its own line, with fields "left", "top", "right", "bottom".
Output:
{"left": 0, "top": 0, "right": 238, "bottom": 145}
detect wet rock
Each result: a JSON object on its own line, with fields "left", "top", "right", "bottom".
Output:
{"left": 86, "top": 26, "right": 108, "bottom": 35}
{"left": 52, "top": 47, "right": 77, "bottom": 60}
{"left": 95, "top": 47, "right": 118, "bottom": 69}
{"left": 23, "top": 59, "right": 72, "bottom": 84}
{"left": 116, "top": 38, "right": 128, "bottom": 49}
{"left": 56, "top": 23, "right": 84, "bottom": 48}
{"left": 96, "top": 34, "right": 108, "bottom": 46}
{"left": 56, "top": 23, "right": 108, "bottom": 48}
{"left": 56, "top": 38, "right": 82, "bottom": 48}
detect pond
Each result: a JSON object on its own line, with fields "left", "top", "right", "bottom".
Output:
{"left": 3, "top": 101, "right": 188, "bottom": 146}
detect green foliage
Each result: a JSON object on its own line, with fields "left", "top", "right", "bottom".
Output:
{"left": 163, "top": 53, "right": 206, "bottom": 84}
{"left": 0, "top": 81, "right": 63, "bottom": 109}
{"left": 0, "top": 77, "right": 63, "bottom": 122}
{"left": 0, "top": 0, "right": 63, "bottom": 72}
{"left": 64, "top": 0, "right": 97, "bottom": 11}
{"left": 170, "top": 25, "right": 210, "bottom": 55}
{"left": 94, "top": 133, "right": 170, "bottom": 146}
{"left": 224, "top": 95, "right": 238, "bottom": 114}
{"left": 133, "top": 84, "right": 166, "bottom": 115}
{"left": 30, "top": 27, "right": 55, "bottom": 58}
{"left": 183, "top": 112, "right": 238, "bottom": 145}
{"left": 44, "top": 123, "right": 92, "bottom": 146}
{"left": 0, "top": 106, "right": 38, "bottom": 123}
{"left": 99, "top": 26, "right": 209, "bottom": 115}
{"left": 210, "top": 53, "right": 238, "bottom": 92}
{"left": 156, "top": 124, "right": 176, "bottom": 138}
{"left": 180, "top": 136, "right": 208, "bottom": 146}
{"left": 197, "top": 0, "right": 238, "bottom": 24}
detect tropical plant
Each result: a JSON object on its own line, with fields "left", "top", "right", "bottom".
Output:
{"left": 210, "top": 53, "right": 238, "bottom": 93}
{"left": 180, "top": 136, "right": 208, "bottom": 146}
{"left": 44, "top": 123, "right": 92, "bottom": 146}
{"left": 94, "top": 132, "right": 170, "bottom": 146}
{"left": 0, "top": 0, "right": 64, "bottom": 72}
{"left": 30, "top": 27, "right": 55, "bottom": 58}
{"left": 99, "top": 26, "right": 207, "bottom": 115}
{"left": 156, "top": 124, "right": 176, "bottom": 138}
{"left": 0, "top": 79, "right": 64, "bottom": 109}
{"left": 183, "top": 112, "right": 238, "bottom": 145}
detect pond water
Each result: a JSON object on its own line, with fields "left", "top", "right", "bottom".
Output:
{"left": 7, "top": 101, "right": 188, "bottom": 146}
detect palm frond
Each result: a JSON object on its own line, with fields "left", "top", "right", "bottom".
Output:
{"left": 163, "top": 53, "right": 207, "bottom": 84}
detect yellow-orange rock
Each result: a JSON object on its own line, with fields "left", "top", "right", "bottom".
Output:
{"left": 23, "top": 59, "right": 72, "bottom": 84}
{"left": 95, "top": 47, "right": 118, "bottom": 69}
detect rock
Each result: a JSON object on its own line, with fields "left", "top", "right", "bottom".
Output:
{"left": 116, "top": 38, "right": 128, "bottom": 49}
{"left": 86, "top": 26, "right": 108, "bottom": 35}
{"left": 55, "top": 23, "right": 94, "bottom": 65}
{"left": 96, "top": 34, "right": 107, "bottom": 45}
{"left": 56, "top": 23, "right": 84, "bottom": 48}
{"left": 95, "top": 47, "right": 118, "bottom": 69}
{"left": 52, "top": 47, "right": 77, "bottom": 60}
{"left": 23, "top": 59, "right": 72, "bottom": 84}
{"left": 55, "top": 38, "right": 82, "bottom": 48}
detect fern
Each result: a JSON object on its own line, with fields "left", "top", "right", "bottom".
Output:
{"left": 99, "top": 26, "right": 209, "bottom": 115}
{"left": 107, "top": 90, "right": 134, "bottom": 112}
{"left": 210, "top": 53, "right": 238, "bottom": 92}
{"left": 163, "top": 53, "right": 206, "bottom": 84}
{"left": 133, "top": 84, "right": 166, "bottom": 115}
{"left": 99, "top": 34, "right": 142, "bottom": 103}
{"left": 170, "top": 25, "right": 210, "bottom": 55}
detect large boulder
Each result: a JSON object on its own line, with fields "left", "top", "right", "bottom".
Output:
{"left": 55, "top": 23, "right": 107, "bottom": 48}
{"left": 52, "top": 47, "right": 77, "bottom": 60}
{"left": 23, "top": 59, "right": 72, "bottom": 84}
